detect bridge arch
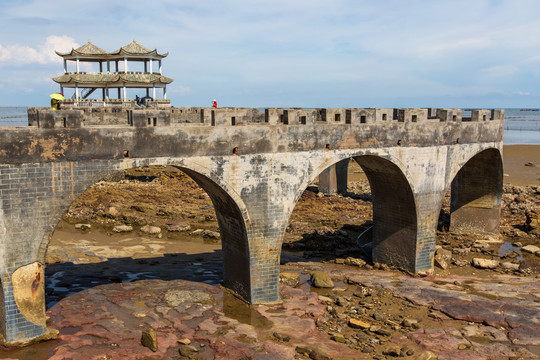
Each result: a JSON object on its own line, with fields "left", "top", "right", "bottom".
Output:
{"left": 447, "top": 147, "right": 503, "bottom": 235}
{"left": 37, "top": 158, "right": 253, "bottom": 300}
{"left": 285, "top": 152, "right": 418, "bottom": 272}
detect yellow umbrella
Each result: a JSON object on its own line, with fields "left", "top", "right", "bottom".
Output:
{"left": 50, "top": 93, "right": 65, "bottom": 101}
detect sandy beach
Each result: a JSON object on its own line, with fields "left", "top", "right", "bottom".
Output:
{"left": 503, "top": 145, "right": 540, "bottom": 186}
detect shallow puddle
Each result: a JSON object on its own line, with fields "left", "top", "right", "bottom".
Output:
{"left": 222, "top": 291, "right": 273, "bottom": 330}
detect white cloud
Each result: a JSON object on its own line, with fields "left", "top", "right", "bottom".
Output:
{"left": 0, "top": 35, "right": 78, "bottom": 65}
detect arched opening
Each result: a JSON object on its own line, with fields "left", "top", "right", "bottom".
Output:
{"left": 283, "top": 154, "right": 417, "bottom": 272}
{"left": 449, "top": 148, "right": 503, "bottom": 235}
{"left": 44, "top": 164, "right": 251, "bottom": 309}
{"left": 354, "top": 156, "right": 417, "bottom": 271}
{"left": 433, "top": 148, "right": 503, "bottom": 272}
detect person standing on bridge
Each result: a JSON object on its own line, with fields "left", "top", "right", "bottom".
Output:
{"left": 212, "top": 99, "right": 217, "bottom": 109}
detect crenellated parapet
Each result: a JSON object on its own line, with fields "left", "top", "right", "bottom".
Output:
{"left": 27, "top": 106, "right": 504, "bottom": 127}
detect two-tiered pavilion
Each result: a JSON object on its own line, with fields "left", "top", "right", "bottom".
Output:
{"left": 53, "top": 40, "right": 173, "bottom": 105}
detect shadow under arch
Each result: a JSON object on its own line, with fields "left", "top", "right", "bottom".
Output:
{"left": 353, "top": 155, "right": 418, "bottom": 271}
{"left": 174, "top": 166, "right": 251, "bottom": 301}
{"left": 448, "top": 148, "right": 503, "bottom": 235}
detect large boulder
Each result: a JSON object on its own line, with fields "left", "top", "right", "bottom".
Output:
{"left": 471, "top": 258, "right": 499, "bottom": 269}
{"left": 526, "top": 208, "right": 540, "bottom": 229}
{"left": 310, "top": 271, "right": 334, "bottom": 288}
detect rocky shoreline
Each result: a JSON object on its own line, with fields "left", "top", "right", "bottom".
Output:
{"left": 1, "top": 164, "right": 539, "bottom": 359}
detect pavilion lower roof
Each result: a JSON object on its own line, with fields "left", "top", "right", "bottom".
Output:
{"left": 52, "top": 73, "right": 174, "bottom": 86}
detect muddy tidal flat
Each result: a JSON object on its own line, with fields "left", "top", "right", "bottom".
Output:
{"left": 1, "top": 145, "right": 540, "bottom": 359}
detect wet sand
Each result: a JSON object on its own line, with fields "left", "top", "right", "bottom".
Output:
{"left": 503, "top": 145, "right": 540, "bottom": 186}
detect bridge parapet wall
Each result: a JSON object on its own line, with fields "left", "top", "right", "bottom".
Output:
{"left": 27, "top": 107, "right": 504, "bottom": 129}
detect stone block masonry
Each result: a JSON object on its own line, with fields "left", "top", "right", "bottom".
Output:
{"left": 0, "top": 106, "right": 504, "bottom": 345}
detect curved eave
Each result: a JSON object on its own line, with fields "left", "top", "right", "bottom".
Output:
{"left": 52, "top": 73, "right": 173, "bottom": 86}
{"left": 108, "top": 49, "right": 168, "bottom": 59}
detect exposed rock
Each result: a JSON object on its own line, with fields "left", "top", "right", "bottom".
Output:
{"left": 166, "top": 221, "right": 191, "bottom": 232}
{"left": 353, "top": 286, "right": 372, "bottom": 298}
{"left": 471, "top": 258, "right": 499, "bottom": 269}
{"left": 107, "top": 206, "right": 120, "bottom": 217}
{"left": 279, "top": 272, "right": 300, "bottom": 287}
{"left": 336, "top": 297, "right": 349, "bottom": 307}
{"left": 519, "top": 258, "right": 540, "bottom": 274}
{"left": 402, "top": 318, "right": 418, "bottom": 327}
{"left": 112, "top": 224, "right": 133, "bottom": 233}
{"left": 191, "top": 229, "right": 204, "bottom": 236}
{"left": 348, "top": 318, "right": 370, "bottom": 329}
{"left": 140, "top": 225, "right": 161, "bottom": 235}
{"left": 415, "top": 350, "right": 438, "bottom": 360}
{"left": 372, "top": 310, "right": 384, "bottom": 321}
{"left": 382, "top": 345, "right": 401, "bottom": 356}
{"left": 310, "top": 271, "right": 334, "bottom": 288}
{"left": 434, "top": 254, "right": 448, "bottom": 270}
{"left": 141, "top": 328, "right": 157, "bottom": 352}
{"left": 344, "top": 257, "right": 366, "bottom": 267}
{"left": 452, "top": 248, "right": 470, "bottom": 255}
{"left": 526, "top": 208, "right": 540, "bottom": 229}
{"left": 178, "top": 344, "right": 199, "bottom": 357}
{"left": 331, "top": 333, "right": 346, "bottom": 343}
{"left": 522, "top": 244, "right": 540, "bottom": 254}
{"left": 309, "top": 348, "right": 332, "bottom": 360}
{"left": 273, "top": 332, "right": 291, "bottom": 342}
{"left": 178, "top": 338, "right": 191, "bottom": 345}
{"left": 435, "top": 248, "right": 452, "bottom": 261}
{"left": 295, "top": 345, "right": 312, "bottom": 356}
{"left": 453, "top": 259, "right": 469, "bottom": 267}
{"left": 501, "top": 262, "right": 520, "bottom": 271}
{"left": 318, "top": 295, "right": 333, "bottom": 304}
{"left": 74, "top": 223, "right": 91, "bottom": 230}
{"left": 202, "top": 230, "right": 220, "bottom": 239}
{"left": 461, "top": 325, "right": 482, "bottom": 337}
{"left": 164, "top": 289, "right": 215, "bottom": 306}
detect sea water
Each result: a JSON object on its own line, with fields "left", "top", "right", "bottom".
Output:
{"left": 1, "top": 107, "right": 539, "bottom": 145}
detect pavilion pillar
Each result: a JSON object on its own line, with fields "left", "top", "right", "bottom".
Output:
{"left": 153, "top": 83, "right": 156, "bottom": 99}
{"left": 159, "top": 60, "right": 162, "bottom": 74}
{"left": 150, "top": 60, "right": 153, "bottom": 74}
{"left": 123, "top": 83, "right": 126, "bottom": 100}
{"left": 164, "top": 86, "right": 167, "bottom": 99}
{"left": 99, "top": 62, "right": 103, "bottom": 73}
{"left": 118, "top": 88, "right": 121, "bottom": 99}
{"left": 63, "top": 59, "right": 67, "bottom": 73}
{"left": 75, "top": 83, "right": 79, "bottom": 100}
{"left": 76, "top": 57, "right": 80, "bottom": 73}
{"left": 146, "top": 88, "right": 149, "bottom": 96}
{"left": 144, "top": 61, "right": 147, "bottom": 73}
{"left": 124, "top": 57, "right": 128, "bottom": 73}
{"left": 60, "top": 85, "right": 63, "bottom": 94}
{"left": 107, "top": 61, "right": 110, "bottom": 73}
{"left": 115, "top": 61, "right": 118, "bottom": 72}
{"left": 102, "top": 88, "right": 105, "bottom": 99}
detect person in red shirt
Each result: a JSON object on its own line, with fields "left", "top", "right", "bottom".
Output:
{"left": 212, "top": 99, "right": 217, "bottom": 108}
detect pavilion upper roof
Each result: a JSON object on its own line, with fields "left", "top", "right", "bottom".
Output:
{"left": 55, "top": 40, "right": 168, "bottom": 60}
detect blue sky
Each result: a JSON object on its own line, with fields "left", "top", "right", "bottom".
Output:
{"left": 1, "top": 0, "right": 540, "bottom": 108}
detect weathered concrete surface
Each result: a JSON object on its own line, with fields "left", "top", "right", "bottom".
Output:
{"left": 0, "top": 107, "right": 504, "bottom": 344}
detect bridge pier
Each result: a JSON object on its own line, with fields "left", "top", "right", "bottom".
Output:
{"left": 319, "top": 159, "right": 349, "bottom": 194}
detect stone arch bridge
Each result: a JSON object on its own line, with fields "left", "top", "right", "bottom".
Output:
{"left": 0, "top": 106, "right": 504, "bottom": 345}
